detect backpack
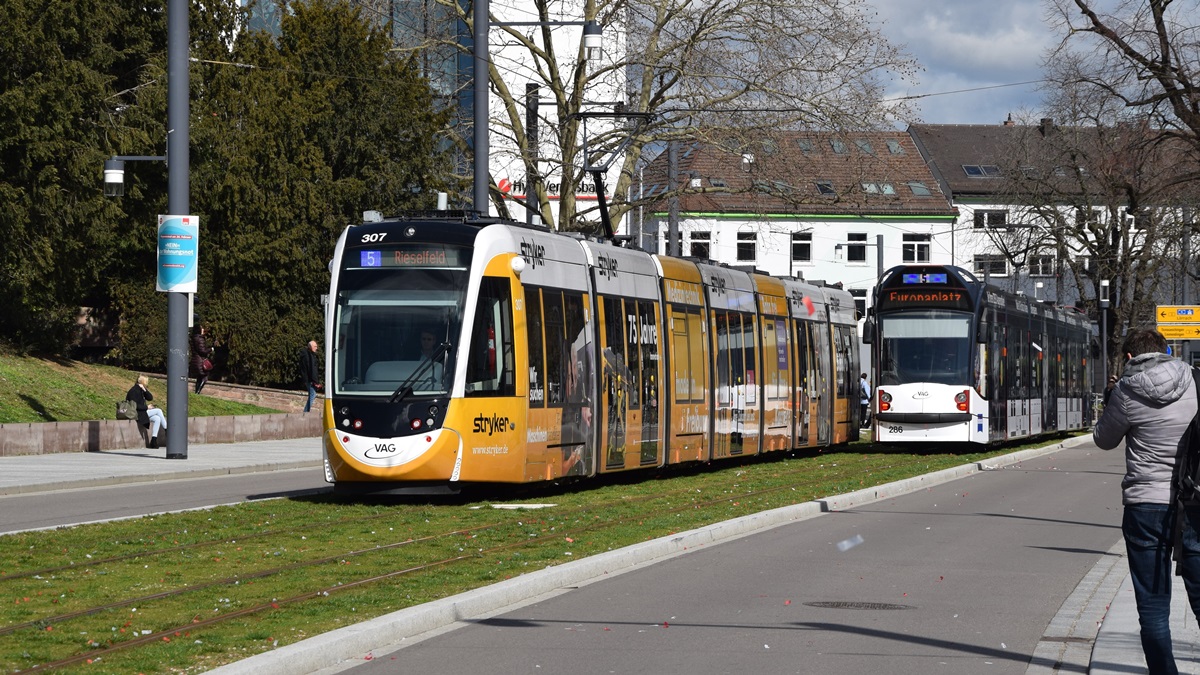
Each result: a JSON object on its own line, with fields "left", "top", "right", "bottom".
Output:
{"left": 1175, "top": 368, "right": 1200, "bottom": 504}
{"left": 1172, "top": 367, "right": 1200, "bottom": 572}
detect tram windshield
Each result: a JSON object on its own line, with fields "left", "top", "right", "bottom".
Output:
{"left": 877, "top": 309, "right": 972, "bottom": 386}
{"left": 332, "top": 246, "right": 471, "bottom": 397}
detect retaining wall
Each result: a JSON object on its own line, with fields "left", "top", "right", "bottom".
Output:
{"left": 0, "top": 378, "right": 325, "bottom": 457}
{"left": 0, "top": 413, "right": 323, "bottom": 457}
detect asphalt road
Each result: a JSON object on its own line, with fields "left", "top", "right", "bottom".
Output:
{"left": 333, "top": 441, "right": 1126, "bottom": 675}
{"left": 0, "top": 468, "right": 330, "bottom": 534}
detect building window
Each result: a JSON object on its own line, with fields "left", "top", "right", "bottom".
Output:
{"left": 846, "top": 233, "right": 867, "bottom": 263}
{"left": 973, "top": 210, "right": 1009, "bottom": 228}
{"left": 791, "top": 232, "right": 812, "bottom": 263}
{"left": 737, "top": 232, "right": 756, "bottom": 261}
{"left": 690, "top": 231, "right": 710, "bottom": 259}
{"left": 974, "top": 254, "right": 1007, "bottom": 277}
{"left": 1076, "top": 207, "right": 1101, "bottom": 226}
{"left": 902, "top": 233, "right": 931, "bottom": 263}
{"left": 855, "top": 139, "right": 874, "bottom": 155}
{"left": 709, "top": 178, "right": 728, "bottom": 188}
{"left": 1126, "top": 208, "right": 1152, "bottom": 229}
{"left": 907, "top": 181, "right": 932, "bottom": 196}
{"left": 796, "top": 139, "right": 815, "bottom": 155}
{"left": 850, "top": 289, "right": 867, "bottom": 318}
{"left": 860, "top": 182, "right": 895, "bottom": 195}
{"left": 886, "top": 139, "right": 904, "bottom": 155}
{"left": 815, "top": 180, "right": 836, "bottom": 196}
{"left": 830, "top": 139, "right": 849, "bottom": 155}
{"left": 963, "top": 164, "right": 1001, "bottom": 177}
{"left": 1029, "top": 254, "right": 1055, "bottom": 277}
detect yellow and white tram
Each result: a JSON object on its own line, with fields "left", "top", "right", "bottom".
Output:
{"left": 322, "top": 213, "right": 860, "bottom": 494}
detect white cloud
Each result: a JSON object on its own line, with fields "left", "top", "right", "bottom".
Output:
{"left": 866, "top": 0, "right": 1053, "bottom": 123}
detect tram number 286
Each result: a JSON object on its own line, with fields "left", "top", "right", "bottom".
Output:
{"left": 887, "top": 426, "right": 904, "bottom": 434}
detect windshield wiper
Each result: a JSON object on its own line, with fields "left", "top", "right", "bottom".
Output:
{"left": 389, "top": 342, "right": 451, "bottom": 404}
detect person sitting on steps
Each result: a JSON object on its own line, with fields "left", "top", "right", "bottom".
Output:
{"left": 126, "top": 375, "right": 167, "bottom": 449}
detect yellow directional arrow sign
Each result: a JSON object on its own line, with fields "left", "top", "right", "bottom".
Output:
{"left": 1157, "top": 305, "right": 1200, "bottom": 324}
{"left": 1158, "top": 324, "right": 1200, "bottom": 339}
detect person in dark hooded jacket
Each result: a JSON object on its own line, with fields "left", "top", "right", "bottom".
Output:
{"left": 1094, "top": 328, "right": 1200, "bottom": 674}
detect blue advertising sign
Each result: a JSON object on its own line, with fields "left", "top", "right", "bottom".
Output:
{"left": 156, "top": 215, "right": 199, "bottom": 293}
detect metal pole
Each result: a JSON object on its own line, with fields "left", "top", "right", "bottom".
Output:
{"left": 473, "top": 0, "right": 489, "bottom": 214}
{"left": 164, "top": 0, "right": 189, "bottom": 459}
{"left": 525, "top": 82, "right": 538, "bottom": 226}
{"left": 1100, "top": 306, "right": 1108, "bottom": 391}
{"left": 668, "top": 140, "right": 679, "bottom": 256}
{"left": 875, "top": 234, "right": 883, "bottom": 308}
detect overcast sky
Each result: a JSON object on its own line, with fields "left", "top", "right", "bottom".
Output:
{"left": 870, "top": 0, "right": 1057, "bottom": 126}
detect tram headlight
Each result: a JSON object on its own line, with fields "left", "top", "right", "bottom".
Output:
{"left": 410, "top": 418, "right": 423, "bottom": 430}
{"left": 955, "top": 390, "right": 969, "bottom": 412}
{"left": 352, "top": 419, "right": 363, "bottom": 430}
{"left": 879, "top": 390, "right": 891, "bottom": 412}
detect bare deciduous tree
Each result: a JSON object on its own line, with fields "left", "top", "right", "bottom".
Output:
{"left": 428, "top": 0, "right": 918, "bottom": 232}
{"left": 1046, "top": 0, "right": 1200, "bottom": 156}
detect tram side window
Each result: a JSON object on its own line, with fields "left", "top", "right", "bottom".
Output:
{"left": 544, "top": 291, "right": 565, "bottom": 406}
{"left": 714, "top": 312, "right": 732, "bottom": 405}
{"left": 742, "top": 314, "right": 757, "bottom": 403}
{"left": 835, "top": 326, "right": 854, "bottom": 398}
{"left": 672, "top": 308, "right": 705, "bottom": 404}
{"left": 527, "top": 289, "right": 545, "bottom": 408}
{"left": 466, "top": 277, "right": 516, "bottom": 396}
{"left": 564, "top": 292, "right": 590, "bottom": 408}
{"left": 764, "top": 318, "right": 789, "bottom": 400}
{"left": 625, "top": 301, "right": 643, "bottom": 409}
{"left": 638, "top": 300, "right": 659, "bottom": 406}
{"left": 602, "top": 296, "right": 639, "bottom": 410}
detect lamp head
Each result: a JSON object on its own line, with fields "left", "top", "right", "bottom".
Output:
{"left": 103, "top": 158, "right": 125, "bottom": 197}
{"left": 584, "top": 20, "right": 602, "bottom": 61}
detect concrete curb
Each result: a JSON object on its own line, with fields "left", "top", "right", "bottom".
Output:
{"left": 0, "top": 460, "right": 323, "bottom": 496}
{"left": 209, "top": 436, "right": 1090, "bottom": 675}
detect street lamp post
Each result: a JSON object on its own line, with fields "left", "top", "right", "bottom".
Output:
{"left": 104, "top": 0, "right": 190, "bottom": 459}
{"left": 164, "top": 0, "right": 190, "bottom": 460}
{"left": 471, "top": 1, "right": 602, "bottom": 214}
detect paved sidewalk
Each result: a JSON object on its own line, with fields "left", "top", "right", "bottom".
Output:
{"left": 2, "top": 436, "right": 1198, "bottom": 674}
{"left": 0, "top": 437, "right": 323, "bottom": 496}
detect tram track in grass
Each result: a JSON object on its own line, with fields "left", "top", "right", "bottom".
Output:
{"left": 0, "top": 439, "right": 1062, "bottom": 673}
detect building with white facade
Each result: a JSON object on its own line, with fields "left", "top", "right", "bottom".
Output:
{"left": 638, "top": 130, "right": 960, "bottom": 317}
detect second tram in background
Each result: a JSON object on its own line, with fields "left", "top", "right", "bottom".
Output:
{"left": 863, "top": 264, "right": 1093, "bottom": 445}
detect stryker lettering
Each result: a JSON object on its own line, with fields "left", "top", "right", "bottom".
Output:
{"left": 473, "top": 413, "right": 513, "bottom": 435}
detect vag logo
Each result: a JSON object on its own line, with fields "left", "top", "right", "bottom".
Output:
{"left": 520, "top": 239, "right": 546, "bottom": 269}
{"left": 473, "top": 413, "right": 513, "bottom": 435}
{"left": 597, "top": 254, "right": 619, "bottom": 280}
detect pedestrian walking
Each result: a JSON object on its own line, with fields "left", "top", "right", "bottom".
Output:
{"left": 299, "top": 340, "right": 321, "bottom": 413}
{"left": 1094, "top": 328, "right": 1200, "bottom": 674}
{"left": 859, "top": 373, "right": 871, "bottom": 429}
{"left": 192, "top": 325, "right": 214, "bottom": 394}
